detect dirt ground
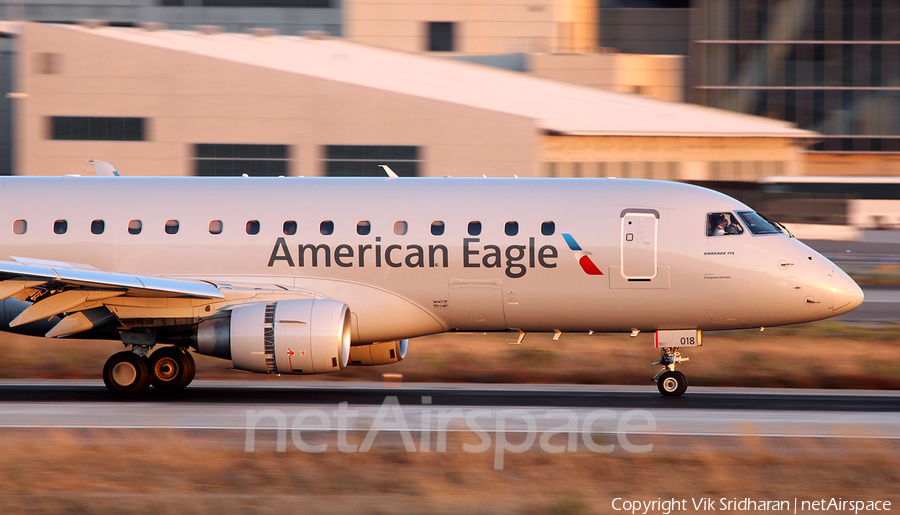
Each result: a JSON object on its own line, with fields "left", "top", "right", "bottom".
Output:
{"left": 0, "top": 429, "right": 896, "bottom": 515}
{"left": 1, "top": 322, "right": 898, "bottom": 514}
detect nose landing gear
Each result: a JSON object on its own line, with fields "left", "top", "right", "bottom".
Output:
{"left": 652, "top": 347, "right": 689, "bottom": 397}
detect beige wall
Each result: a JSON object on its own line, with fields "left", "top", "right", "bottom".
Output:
{"left": 14, "top": 23, "right": 806, "bottom": 182}
{"left": 528, "top": 53, "right": 685, "bottom": 102}
{"left": 540, "top": 136, "right": 807, "bottom": 180}
{"left": 805, "top": 154, "right": 900, "bottom": 177}
{"left": 345, "top": 0, "right": 598, "bottom": 54}
{"left": 17, "top": 23, "right": 538, "bottom": 178}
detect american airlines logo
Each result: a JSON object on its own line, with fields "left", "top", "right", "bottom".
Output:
{"left": 561, "top": 234, "right": 603, "bottom": 275}
{"left": 267, "top": 233, "right": 604, "bottom": 279}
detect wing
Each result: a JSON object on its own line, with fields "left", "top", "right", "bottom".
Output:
{"left": 0, "top": 257, "right": 301, "bottom": 338}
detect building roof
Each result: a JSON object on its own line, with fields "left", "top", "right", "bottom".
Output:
{"left": 48, "top": 23, "right": 815, "bottom": 138}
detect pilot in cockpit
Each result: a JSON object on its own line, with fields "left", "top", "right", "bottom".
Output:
{"left": 708, "top": 213, "right": 743, "bottom": 236}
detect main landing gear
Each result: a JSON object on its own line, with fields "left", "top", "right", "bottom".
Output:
{"left": 652, "top": 347, "right": 689, "bottom": 397}
{"left": 102, "top": 346, "right": 195, "bottom": 394}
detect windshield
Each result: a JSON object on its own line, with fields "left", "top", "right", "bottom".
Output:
{"left": 735, "top": 211, "right": 783, "bottom": 235}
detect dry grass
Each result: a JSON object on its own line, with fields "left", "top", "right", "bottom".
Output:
{"left": 0, "top": 429, "right": 896, "bottom": 514}
{"left": 1, "top": 322, "right": 899, "bottom": 389}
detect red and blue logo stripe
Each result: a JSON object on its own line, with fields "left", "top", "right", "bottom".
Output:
{"left": 562, "top": 233, "right": 603, "bottom": 275}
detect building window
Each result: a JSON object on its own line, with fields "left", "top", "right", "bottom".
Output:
{"left": 209, "top": 220, "right": 223, "bottom": 235}
{"left": 128, "top": 220, "right": 142, "bottom": 235}
{"left": 393, "top": 221, "right": 408, "bottom": 236}
{"left": 50, "top": 117, "right": 145, "bottom": 141}
{"left": 12, "top": 219, "right": 26, "bottom": 235}
{"left": 165, "top": 220, "right": 179, "bottom": 235}
{"left": 195, "top": 144, "right": 290, "bottom": 177}
{"left": 283, "top": 221, "right": 297, "bottom": 235}
{"left": 505, "top": 221, "right": 518, "bottom": 236}
{"left": 91, "top": 220, "right": 105, "bottom": 235}
{"left": 54, "top": 220, "right": 67, "bottom": 234}
{"left": 541, "top": 221, "right": 555, "bottom": 236}
{"left": 246, "top": 220, "right": 260, "bottom": 235}
{"left": 427, "top": 22, "right": 455, "bottom": 52}
{"left": 357, "top": 221, "right": 371, "bottom": 236}
{"left": 320, "top": 220, "right": 334, "bottom": 235}
{"left": 323, "top": 145, "right": 420, "bottom": 177}
{"left": 431, "top": 221, "right": 445, "bottom": 236}
{"left": 467, "top": 221, "right": 481, "bottom": 236}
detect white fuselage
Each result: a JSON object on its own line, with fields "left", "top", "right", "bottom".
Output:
{"left": 0, "top": 176, "right": 862, "bottom": 344}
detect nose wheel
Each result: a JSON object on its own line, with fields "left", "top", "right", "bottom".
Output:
{"left": 652, "top": 347, "right": 689, "bottom": 397}
{"left": 656, "top": 370, "right": 687, "bottom": 396}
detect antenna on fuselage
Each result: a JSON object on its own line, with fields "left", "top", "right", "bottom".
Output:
{"left": 378, "top": 164, "right": 399, "bottom": 178}
{"left": 88, "top": 159, "right": 120, "bottom": 176}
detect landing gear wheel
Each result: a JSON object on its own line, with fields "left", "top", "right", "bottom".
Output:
{"left": 103, "top": 351, "right": 151, "bottom": 394}
{"left": 182, "top": 349, "right": 196, "bottom": 388}
{"left": 657, "top": 371, "right": 688, "bottom": 397}
{"left": 149, "top": 346, "right": 192, "bottom": 391}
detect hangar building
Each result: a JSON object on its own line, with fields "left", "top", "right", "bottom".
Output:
{"left": 13, "top": 21, "right": 813, "bottom": 179}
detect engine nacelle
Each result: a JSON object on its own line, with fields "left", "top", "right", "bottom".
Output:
{"left": 349, "top": 339, "right": 408, "bottom": 366}
{"left": 196, "top": 299, "right": 351, "bottom": 374}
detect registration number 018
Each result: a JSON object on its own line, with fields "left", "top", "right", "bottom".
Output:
{"left": 654, "top": 329, "right": 702, "bottom": 348}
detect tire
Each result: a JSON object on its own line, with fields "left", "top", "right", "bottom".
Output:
{"left": 103, "top": 351, "right": 151, "bottom": 394}
{"left": 182, "top": 349, "right": 196, "bottom": 388}
{"left": 657, "top": 370, "right": 688, "bottom": 397}
{"left": 149, "top": 346, "right": 192, "bottom": 391}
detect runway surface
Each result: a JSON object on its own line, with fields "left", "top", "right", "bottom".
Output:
{"left": 1, "top": 381, "right": 897, "bottom": 440}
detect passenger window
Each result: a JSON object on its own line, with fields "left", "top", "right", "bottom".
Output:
{"left": 54, "top": 220, "right": 67, "bottom": 234}
{"left": 320, "top": 220, "right": 334, "bottom": 235}
{"left": 128, "top": 220, "right": 142, "bottom": 235}
{"left": 165, "top": 220, "right": 179, "bottom": 235}
{"left": 91, "top": 220, "right": 105, "bottom": 235}
{"left": 541, "top": 221, "right": 555, "bottom": 236}
{"left": 393, "top": 221, "right": 408, "bottom": 236}
{"left": 707, "top": 213, "right": 743, "bottom": 237}
{"left": 13, "top": 219, "right": 26, "bottom": 235}
{"left": 505, "top": 221, "right": 518, "bottom": 236}
{"left": 246, "top": 220, "right": 260, "bottom": 235}
{"left": 431, "top": 221, "right": 445, "bottom": 236}
{"left": 209, "top": 220, "right": 223, "bottom": 235}
{"left": 467, "top": 221, "right": 482, "bottom": 236}
{"left": 357, "top": 221, "right": 371, "bottom": 236}
{"left": 283, "top": 221, "right": 297, "bottom": 235}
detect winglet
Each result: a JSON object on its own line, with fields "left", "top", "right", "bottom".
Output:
{"left": 378, "top": 164, "right": 399, "bottom": 178}
{"left": 88, "top": 159, "right": 120, "bottom": 177}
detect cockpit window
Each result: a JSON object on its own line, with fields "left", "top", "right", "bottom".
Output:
{"left": 735, "top": 211, "right": 782, "bottom": 235}
{"left": 707, "top": 212, "right": 744, "bottom": 236}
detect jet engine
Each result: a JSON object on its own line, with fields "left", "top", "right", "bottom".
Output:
{"left": 196, "top": 299, "right": 351, "bottom": 374}
{"left": 349, "top": 339, "right": 408, "bottom": 366}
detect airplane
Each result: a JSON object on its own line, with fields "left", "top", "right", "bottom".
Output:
{"left": 0, "top": 163, "right": 864, "bottom": 396}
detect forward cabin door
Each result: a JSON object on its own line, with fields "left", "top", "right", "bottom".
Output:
{"left": 620, "top": 209, "right": 659, "bottom": 280}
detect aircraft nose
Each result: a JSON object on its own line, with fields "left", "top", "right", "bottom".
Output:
{"left": 832, "top": 268, "right": 864, "bottom": 315}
